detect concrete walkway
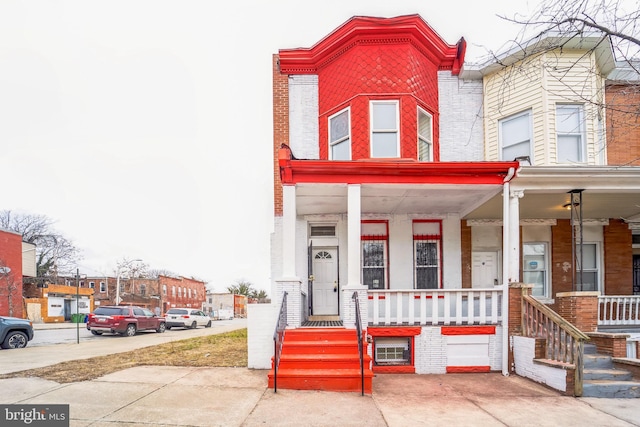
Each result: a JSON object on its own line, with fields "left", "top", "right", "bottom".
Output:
{"left": 1, "top": 320, "right": 638, "bottom": 426}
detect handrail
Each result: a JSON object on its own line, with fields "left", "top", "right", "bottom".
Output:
{"left": 273, "top": 291, "right": 288, "bottom": 393}
{"left": 352, "top": 291, "right": 364, "bottom": 396}
{"left": 522, "top": 294, "right": 589, "bottom": 396}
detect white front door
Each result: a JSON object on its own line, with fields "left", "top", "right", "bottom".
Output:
{"left": 312, "top": 248, "right": 339, "bottom": 315}
{"left": 472, "top": 252, "right": 499, "bottom": 288}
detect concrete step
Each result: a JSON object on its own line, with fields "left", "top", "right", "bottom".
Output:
{"left": 584, "top": 354, "right": 614, "bottom": 370}
{"left": 584, "top": 368, "right": 633, "bottom": 381}
{"left": 582, "top": 380, "right": 640, "bottom": 398}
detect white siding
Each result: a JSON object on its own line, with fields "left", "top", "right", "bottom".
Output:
{"left": 483, "top": 50, "right": 606, "bottom": 166}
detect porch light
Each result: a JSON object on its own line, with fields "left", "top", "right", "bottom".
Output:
{"left": 563, "top": 202, "right": 580, "bottom": 210}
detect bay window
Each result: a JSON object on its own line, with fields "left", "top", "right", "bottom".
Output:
{"left": 370, "top": 101, "right": 399, "bottom": 158}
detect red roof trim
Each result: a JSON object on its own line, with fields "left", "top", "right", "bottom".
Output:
{"left": 278, "top": 15, "right": 465, "bottom": 75}
{"left": 279, "top": 148, "right": 519, "bottom": 185}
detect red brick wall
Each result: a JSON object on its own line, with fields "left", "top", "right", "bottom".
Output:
{"left": 317, "top": 43, "right": 440, "bottom": 161}
{"left": 160, "top": 275, "right": 206, "bottom": 313}
{"left": 273, "top": 54, "right": 289, "bottom": 216}
{"left": 606, "top": 84, "right": 640, "bottom": 166}
{"left": 556, "top": 292, "right": 599, "bottom": 332}
{"left": 551, "top": 220, "right": 574, "bottom": 298}
{"left": 603, "top": 219, "right": 633, "bottom": 295}
{"left": 0, "top": 230, "right": 24, "bottom": 318}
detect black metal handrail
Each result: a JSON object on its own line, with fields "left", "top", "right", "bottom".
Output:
{"left": 273, "top": 291, "right": 288, "bottom": 393}
{"left": 352, "top": 291, "right": 364, "bottom": 396}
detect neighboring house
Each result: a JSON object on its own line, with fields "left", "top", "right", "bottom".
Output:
{"left": 463, "top": 33, "right": 640, "bottom": 303}
{"left": 203, "top": 292, "right": 247, "bottom": 318}
{"left": 23, "top": 282, "right": 94, "bottom": 323}
{"left": 0, "top": 229, "right": 24, "bottom": 318}
{"left": 247, "top": 14, "right": 640, "bottom": 395}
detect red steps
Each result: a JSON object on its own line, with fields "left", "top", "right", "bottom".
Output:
{"left": 268, "top": 328, "right": 373, "bottom": 394}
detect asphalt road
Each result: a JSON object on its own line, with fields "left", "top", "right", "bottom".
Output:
{"left": 0, "top": 318, "right": 247, "bottom": 374}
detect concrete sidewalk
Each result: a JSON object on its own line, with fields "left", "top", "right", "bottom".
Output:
{"left": 2, "top": 367, "right": 638, "bottom": 426}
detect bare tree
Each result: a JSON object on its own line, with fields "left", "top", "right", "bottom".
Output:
{"left": 0, "top": 210, "right": 82, "bottom": 281}
{"left": 0, "top": 259, "right": 22, "bottom": 317}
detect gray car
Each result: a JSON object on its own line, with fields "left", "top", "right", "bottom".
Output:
{"left": 0, "top": 316, "right": 34, "bottom": 349}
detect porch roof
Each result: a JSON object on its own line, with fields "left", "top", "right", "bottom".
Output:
{"left": 278, "top": 150, "right": 519, "bottom": 216}
{"left": 466, "top": 166, "right": 640, "bottom": 222}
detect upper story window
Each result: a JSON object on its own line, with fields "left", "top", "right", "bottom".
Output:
{"left": 370, "top": 101, "right": 399, "bottom": 158}
{"left": 100, "top": 281, "right": 106, "bottom": 293}
{"left": 329, "top": 108, "right": 351, "bottom": 160}
{"left": 417, "top": 107, "right": 433, "bottom": 162}
{"left": 556, "top": 104, "right": 586, "bottom": 163}
{"left": 500, "top": 110, "right": 532, "bottom": 162}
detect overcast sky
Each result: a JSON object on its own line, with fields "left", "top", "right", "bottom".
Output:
{"left": 0, "top": 0, "right": 542, "bottom": 293}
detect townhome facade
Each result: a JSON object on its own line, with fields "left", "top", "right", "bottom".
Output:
{"left": 248, "top": 14, "right": 640, "bottom": 394}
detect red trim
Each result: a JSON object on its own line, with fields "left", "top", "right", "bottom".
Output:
{"left": 446, "top": 366, "right": 491, "bottom": 373}
{"left": 373, "top": 365, "right": 415, "bottom": 374}
{"left": 441, "top": 326, "right": 496, "bottom": 335}
{"left": 368, "top": 327, "right": 422, "bottom": 336}
{"left": 278, "top": 15, "right": 465, "bottom": 75}
{"left": 278, "top": 150, "right": 518, "bottom": 185}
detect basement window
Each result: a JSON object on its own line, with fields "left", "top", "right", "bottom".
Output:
{"left": 374, "top": 337, "right": 411, "bottom": 366}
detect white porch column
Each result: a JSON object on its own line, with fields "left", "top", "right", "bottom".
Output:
{"left": 282, "top": 184, "right": 297, "bottom": 278}
{"left": 278, "top": 184, "right": 302, "bottom": 328}
{"left": 508, "top": 190, "right": 523, "bottom": 283}
{"left": 343, "top": 184, "right": 367, "bottom": 330}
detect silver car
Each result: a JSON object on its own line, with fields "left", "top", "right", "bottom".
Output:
{"left": 165, "top": 308, "right": 212, "bottom": 329}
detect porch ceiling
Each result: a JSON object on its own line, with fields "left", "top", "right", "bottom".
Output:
{"left": 295, "top": 183, "right": 503, "bottom": 216}
{"left": 465, "top": 190, "right": 640, "bottom": 221}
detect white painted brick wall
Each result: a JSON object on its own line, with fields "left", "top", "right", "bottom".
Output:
{"left": 415, "top": 327, "right": 447, "bottom": 374}
{"left": 247, "top": 303, "right": 278, "bottom": 369}
{"left": 438, "top": 71, "right": 484, "bottom": 161}
{"left": 489, "top": 326, "right": 503, "bottom": 371}
{"left": 513, "top": 336, "right": 567, "bottom": 392}
{"left": 289, "top": 75, "right": 319, "bottom": 160}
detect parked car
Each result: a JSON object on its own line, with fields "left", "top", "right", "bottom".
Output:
{"left": 87, "top": 306, "right": 166, "bottom": 337}
{"left": 165, "top": 308, "right": 212, "bottom": 329}
{"left": 0, "top": 316, "right": 34, "bottom": 349}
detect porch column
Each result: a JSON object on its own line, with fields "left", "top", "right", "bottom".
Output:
{"left": 343, "top": 184, "right": 367, "bottom": 330}
{"left": 508, "top": 190, "right": 523, "bottom": 283}
{"left": 282, "top": 184, "right": 297, "bottom": 278}
{"left": 277, "top": 184, "right": 302, "bottom": 328}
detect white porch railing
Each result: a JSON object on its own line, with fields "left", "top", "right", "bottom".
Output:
{"left": 368, "top": 288, "right": 503, "bottom": 326}
{"left": 598, "top": 296, "right": 640, "bottom": 327}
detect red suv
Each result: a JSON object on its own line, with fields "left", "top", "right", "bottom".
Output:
{"left": 87, "top": 306, "right": 166, "bottom": 337}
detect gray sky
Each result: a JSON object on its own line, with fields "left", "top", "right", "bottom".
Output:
{"left": 0, "top": 0, "right": 538, "bottom": 292}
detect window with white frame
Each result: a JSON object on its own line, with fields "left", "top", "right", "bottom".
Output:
{"left": 418, "top": 107, "right": 433, "bottom": 161}
{"left": 329, "top": 108, "right": 351, "bottom": 160}
{"left": 499, "top": 110, "right": 532, "bottom": 162}
{"left": 374, "top": 337, "right": 411, "bottom": 365}
{"left": 100, "top": 281, "right": 106, "bottom": 293}
{"left": 163, "top": 284, "right": 167, "bottom": 295}
{"left": 523, "top": 242, "right": 549, "bottom": 297}
{"left": 370, "top": 101, "right": 399, "bottom": 158}
{"left": 413, "top": 220, "right": 441, "bottom": 289}
{"left": 578, "top": 243, "right": 599, "bottom": 292}
{"left": 172, "top": 286, "right": 176, "bottom": 296}
{"left": 89, "top": 281, "right": 95, "bottom": 289}
{"left": 362, "top": 221, "right": 388, "bottom": 289}
{"left": 556, "top": 104, "right": 586, "bottom": 163}
{"left": 140, "top": 284, "right": 146, "bottom": 296}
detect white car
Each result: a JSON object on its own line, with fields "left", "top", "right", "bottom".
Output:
{"left": 165, "top": 308, "right": 212, "bottom": 329}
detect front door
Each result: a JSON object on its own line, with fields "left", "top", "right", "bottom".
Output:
{"left": 312, "top": 248, "right": 339, "bottom": 315}
{"left": 472, "top": 252, "right": 499, "bottom": 288}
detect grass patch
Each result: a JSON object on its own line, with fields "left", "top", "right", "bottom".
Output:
{"left": 0, "top": 328, "right": 248, "bottom": 384}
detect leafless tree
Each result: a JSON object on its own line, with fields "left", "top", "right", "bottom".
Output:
{"left": 0, "top": 210, "right": 82, "bottom": 281}
{"left": 0, "top": 259, "right": 21, "bottom": 317}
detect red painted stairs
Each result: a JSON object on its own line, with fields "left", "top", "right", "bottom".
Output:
{"left": 268, "top": 328, "right": 374, "bottom": 394}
